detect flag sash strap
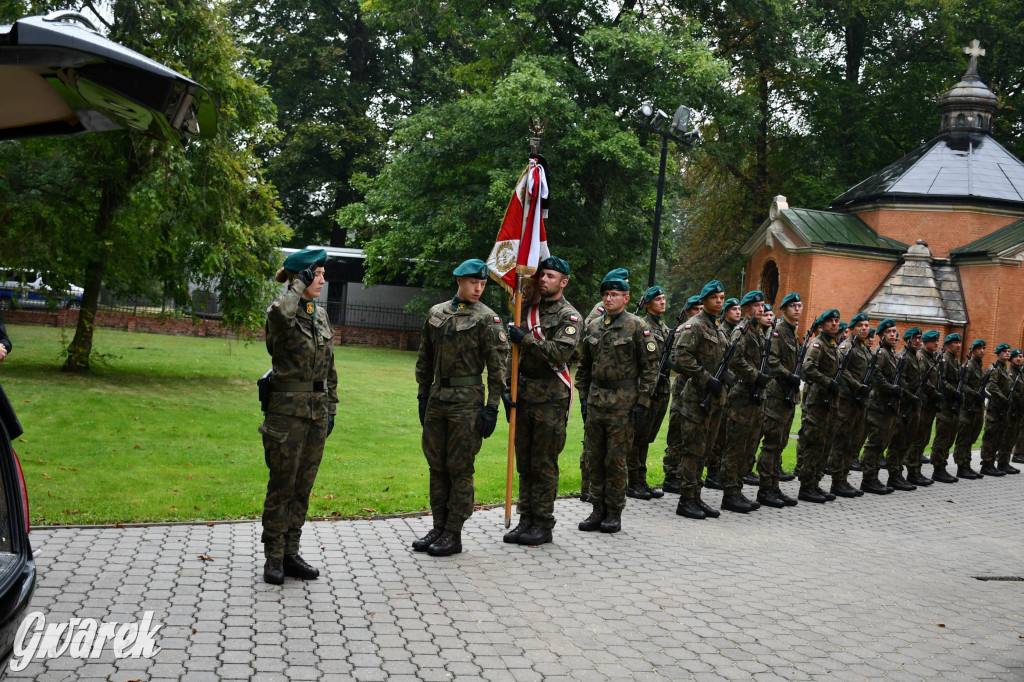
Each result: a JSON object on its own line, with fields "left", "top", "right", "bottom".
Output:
{"left": 526, "top": 304, "right": 574, "bottom": 410}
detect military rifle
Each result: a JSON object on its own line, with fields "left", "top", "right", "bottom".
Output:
{"left": 824, "top": 340, "right": 854, "bottom": 408}
{"left": 858, "top": 346, "right": 884, "bottom": 406}
{"left": 888, "top": 347, "right": 909, "bottom": 411}
{"left": 1001, "top": 367, "right": 1021, "bottom": 420}
{"left": 967, "top": 368, "right": 994, "bottom": 413}
{"left": 700, "top": 318, "right": 751, "bottom": 411}
{"left": 901, "top": 361, "right": 939, "bottom": 422}
{"left": 752, "top": 316, "right": 779, "bottom": 401}
{"left": 785, "top": 326, "right": 816, "bottom": 406}
{"left": 935, "top": 353, "right": 946, "bottom": 406}
{"left": 952, "top": 362, "right": 970, "bottom": 412}
{"left": 652, "top": 305, "right": 688, "bottom": 395}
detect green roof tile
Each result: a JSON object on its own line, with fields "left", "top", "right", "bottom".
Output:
{"left": 951, "top": 218, "right": 1024, "bottom": 258}
{"left": 781, "top": 209, "right": 908, "bottom": 254}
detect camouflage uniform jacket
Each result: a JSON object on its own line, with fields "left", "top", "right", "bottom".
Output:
{"left": 575, "top": 311, "right": 659, "bottom": 410}
{"left": 961, "top": 356, "right": 985, "bottom": 412}
{"left": 585, "top": 302, "right": 606, "bottom": 326}
{"left": 764, "top": 318, "right": 799, "bottom": 408}
{"left": 897, "top": 345, "right": 923, "bottom": 407}
{"left": 514, "top": 297, "right": 582, "bottom": 404}
{"left": 264, "top": 279, "right": 339, "bottom": 420}
{"left": 916, "top": 348, "right": 942, "bottom": 408}
{"left": 641, "top": 311, "right": 671, "bottom": 398}
{"left": 801, "top": 332, "right": 839, "bottom": 408}
{"left": 939, "top": 350, "right": 962, "bottom": 411}
{"left": 1009, "top": 364, "right": 1024, "bottom": 416}
{"left": 416, "top": 299, "right": 507, "bottom": 406}
{"left": 985, "top": 360, "right": 1012, "bottom": 414}
{"left": 670, "top": 310, "right": 727, "bottom": 408}
{"left": 867, "top": 344, "right": 899, "bottom": 410}
{"left": 727, "top": 318, "right": 763, "bottom": 400}
{"left": 837, "top": 337, "right": 872, "bottom": 400}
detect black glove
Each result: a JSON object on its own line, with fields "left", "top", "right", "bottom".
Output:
{"left": 827, "top": 379, "right": 840, "bottom": 398}
{"left": 297, "top": 265, "right": 317, "bottom": 288}
{"left": 787, "top": 373, "right": 802, "bottom": 388}
{"left": 326, "top": 413, "right": 335, "bottom": 438}
{"left": 755, "top": 372, "right": 771, "bottom": 389}
{"left": 858, "top": 383, "right": 871, "bottom": 402}
{"left": 476, "top": 405, "right": 498, "bottom": 438}
{"left": 886, "top": 383, "right": 902, "bottom": 397}
{"left": 630, "top": 404, "right": 649, "bottom": 433}
{"left": 501, "top": 391, "right": 516, "bottom": 422}
{"left": 507, "top": 323, "right": 527, "bottom": 345}
{"left": 707, "top": 375, "right": 723, "bottom": 397}
{"left": 909, "top": 393, "right": 921, "bottom": 408}
{"left": 418, "top": 396, "right": 428, "bottom": 426}
{"left": 580, "top": 399, "right": 588, "bottom": 424}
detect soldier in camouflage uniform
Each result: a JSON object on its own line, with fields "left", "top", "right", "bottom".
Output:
{"left": 904, "top": 330, "right": 943, "bottom": 485}
{"left": 997, "top": 349, "right": 1023, "bottom": 474}
{"left": 884, "top": 328, "right": 925, "bottom": 490}
{"left": 741, "top": 302, "right": 775, "bottom": 485}
{"left": 579, "top": 268, "right": 628, "bottom": 502}
{"left": 719, "top": 291, "right": 771, "bottom": 513}
{"left": 796, "top": 308, "right": 841, "bottom": 503}
{"left": 978, "top": 343, "right": 1013, "bottom": 477}
{"left": 826, "top": 312, "right": 872, "bottom": 498}
{"left": 413, "top": 259, "right": 507, "bottom": 556}
{"left": 930, "top": 333, "right": 963, "bottom": 483}
{"left": 503, "top": 257, "right": 581, "bottom": 546}
{"left": 704, "top": 297, "right": 740, "bottom": 491}
{"left": 260, "top": 248, "right": 338, "bottom": 585}
{"left": 661, "top": 294, "right": 704, "bottom": 492}
{"left": 953, "top": 339, "right": 987, "bottom": 480}
{"left": 575, "top": 273, "right": 659, "bottom": 533}
{"left": 668, "top": 280, "right": 729, "bottom": 520}
{"left": 627, "top": 286, "right": 671, "bottom": 500}
{"left": 755, "top": 292, "right": 803, "bottom": 508}
{"left": 860, "top": 318, "right": 902, "bottom": 494}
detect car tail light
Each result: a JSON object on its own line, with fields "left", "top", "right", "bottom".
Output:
{"left": 11, "top": 449, "right": 29, "bottom": 533}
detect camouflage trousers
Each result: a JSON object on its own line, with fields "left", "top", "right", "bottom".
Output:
{"left": 953, "top": 407, "right": 984, "bottom": 466}
{"left": 423, "top": 399, "right": 483, "bottom": 533}
{"left": 515, "top": 398, "right": 569, "bottom": 529}
{"left": 861, "top": 407, "right": 897, "bottom": 481}
{"left": 662, "top": 394, "right": 684, "bottom": 483}
{"left": 996, "top": 414, "right": 1019, "bottom": 465}
{"left": 980, "top": 413, "right": 1007, "bottom": 465}
{"left": 757, "top": 398, "right": 795, "bottom": 490}
{"left": 720, "top": 394, "right": 763, "bottom": 495}
{"left": 705, "top": 396, "right": 729, "bottom": 481}
{"left": 906, "top": 405, "right": 938, "bottom": 465}
{"left": 628, "top": 390, "right": 669, "bottom": 484}
{"left": 260, "top": 412, "right": 328, "bottom": 559}
{"left": 796, "top": 402, "right": 834, "bottom": 488}
{"left": 1014, "top": 419, "right": 1024, "bottom": 457}
{"left": 827, "top": 396, "right": 866, "bottom": 485}
{"left": 673, "top": 399, "right": 724, "bottom": 500}
{"left": 930, "top": 409, "right": 959, "bottom": 469}
{"left": 886, "top": 406, "right": 919, "bottom": 472}
{"left": 583, "top": 407, "right": 634, "bottom": 513}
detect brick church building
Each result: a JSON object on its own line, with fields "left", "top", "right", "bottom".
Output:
{"left": 741, "top": 41, "right": 1024, "bottom": 351}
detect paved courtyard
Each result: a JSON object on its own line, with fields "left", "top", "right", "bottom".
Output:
{"left": 11, "top": 455, "right": 1024, "bottom": 681}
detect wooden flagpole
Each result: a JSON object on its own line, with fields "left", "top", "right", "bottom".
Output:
{"left": 504, "top": 277, "right": 523, "bottom": 528}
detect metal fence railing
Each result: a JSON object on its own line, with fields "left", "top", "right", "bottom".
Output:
{"left": 324, "top": 301, "right": 423, "bottom": 332}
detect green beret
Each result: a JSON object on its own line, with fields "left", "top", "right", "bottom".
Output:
{"left": 850, "top": 312, "right": 869, "bottom": 326}
{"left": 921, "top": 330, "right": 940, "bottom": 342}
{"left": 902, "top": 326, "right": 922, "bottom": 340}
{"left": 722, "top": 297, "right": 739, "bottom": 312}
{"left": 995, "top": 342, "right": 1010, "bottom": 354}
{"left": 283, "top": 247, "right": 327, "bottom": 272}
{"left": 602, "top": 268, "right": 629, "bottom": 283}
{"left": 867, "top": 328, "right": 876, "bottom": 338}
{"left": 740, "top": 290, "right": 765, "bottom": 306}
{"left": 642, "top": 285, "right": 665, "bottom": 305}
{"left": 970, "top": 338, "right": 986, "bottom": 351}
{"left": 814, "top": 308, "right": 840, "bottom": 326}
{"left": 685, "top": 295, "right": 702, "bottom": 310}
{"left": 943, "top": 333, "right": 961, "bottom": 345}
{"left": 453, "top": 258, "right": 489, "bottom": 279}
{"left": 763, "top": 303, "right": 773, "bottom": 312}
{"left": 780, "top": 292, "right": 801, "bottom": 308}
{"left": 600, "top": 279, "right": 629, "bottom": 293}
{"left": 539, "top": 256, "right": 570, "bottom": 275}
{"left": 876, "top": 318, "right": 896, "bottom": 334}
{"left": 1012, "top": 348, "right": 1023, "bottom": 359}
{"left": 837, "top": 322, "right": 848, "bottom": 333}
{"left": 699, "top": 280, "right": 724, "bottom": 299}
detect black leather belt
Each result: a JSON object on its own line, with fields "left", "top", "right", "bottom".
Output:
{"left": 520, "top": 368, "right": 554, "bottom": 379}
{"left": 593, "top": 378, "right": 636, "bottom": 389}
{"left": 439, "top": 375, "right": 483, "bottom": 387}
{"left": 271, "top": 380, "right": 326, "bottom": 392}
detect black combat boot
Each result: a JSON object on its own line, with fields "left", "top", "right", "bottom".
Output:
{"left": 661, "top": 477, "right": 682, "bottom": 494}
{"left": 412, "top": 527, "right": 444, "bottom": 552}
{"left": 626, "top": 482, "right": 652, "bottom": 500}
{"left": 779, "top": 469, "right": 796, "bottom": 482}
{"left": 861, "top": 476, "right": 892, "bottom": 495}
{"left": 907, "top": 468, "right": 933, "bottom": 486}
{"left": 772, "top": 486, "right": 798, "bottom": 506}
{"left": 920, "top": 455, "right": 931, "bottom": 464}
{"left": 887, "top": 471, "right": 917, "bottom": 491}
{"left": 798, "top": 487, "right": 827, "bottom": 503}
{"left": 426, "top": 530, "right": 462, "bottom": 556}
{"left": 263, "top": 558, "right": 284, "bottom": 585}
{"left": 830, "top": 480, "right": 859, "bottom": 498}
{"left": 742, "top": 473, "right": 760, "bottom": 486}
{"left": 931, "top": 467, "right": 958, "bottom": 483}
{"left": 283, "top": 554, "right": 320, "bottom": 580}
{"left": 675, "top": 499, "right": 706, "bottom": 519}
{"left": 578, "top": 503, "right": 605, "bottom": 532}
{"left": 998, "top": 462, "right": 1020, "bottom": 474}
{"left": 756, "top": 488, "right": 786, "bottom": 508}
{"left": 695, "top": 494, "right": 721, "bottom": 518}
{"left": 703, "top": 476, "right": 723, "bottom": 490}
{"left": 503, "top": 521, "right": 530, "bottom": 544}
{"left": 517, "top": 526, "right": 553, "bottom": 545}
{"left": 721, "top": 493, "right": 753, "bottom": 513}
{"left": 979, "top": 462, "right": 1005, "bottom": 477}
{"left": 1012, "top": 453, "right": 1024, "bottom": 464}
{"left": 645, "top": 483, "right": 665, "bottom": 499}
{"left": 599, "top": 511, "right": 621, "bottom": 533}
{"left": 814, "top": 485, "right": 837, "bottom": 502}
{"left": 957, "top": 464, "right": 980, "bottom": 480}
{"left": 848, "top": 460, "right": 863, "bottom": 471}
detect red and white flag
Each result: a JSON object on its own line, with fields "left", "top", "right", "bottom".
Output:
{"left": 487, "top": 158, "right": 549, "bottom": 296}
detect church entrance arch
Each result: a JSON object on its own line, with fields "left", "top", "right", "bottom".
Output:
{"left": 760, "top": 260, "right": 780, "bottom": 305}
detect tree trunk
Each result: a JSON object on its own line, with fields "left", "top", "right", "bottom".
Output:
{"left": 753, "top": 71, "right": 770, "bottom": 232}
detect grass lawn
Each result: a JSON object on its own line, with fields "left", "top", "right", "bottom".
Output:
{"left": 4, "top": 323, "right": 817, "bottom": 525}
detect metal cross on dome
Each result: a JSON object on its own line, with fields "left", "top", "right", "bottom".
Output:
{"left": 964, "top": 39, "right": 985, "bottom": 76}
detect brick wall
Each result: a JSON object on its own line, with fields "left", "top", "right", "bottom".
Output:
{"left": 3, "top": 309, "right": 421, "bottom": 350}
{"left": 856, "top": 208, "right": 1018, "bottom": 257}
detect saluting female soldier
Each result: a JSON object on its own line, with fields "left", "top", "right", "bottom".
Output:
{"left": 260, "top": 248, "right": 338, "bottom": 585}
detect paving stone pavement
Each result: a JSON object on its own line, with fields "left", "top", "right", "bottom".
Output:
{"left": 10, "top": 454, "right": 1024, "bottom": 681}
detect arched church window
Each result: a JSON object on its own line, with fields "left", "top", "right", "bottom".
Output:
{"left": 956, "top": 113, "right": 966, "bottom": 127}
{"left": 760, "top": 260, "right": 780, "bottom": 305}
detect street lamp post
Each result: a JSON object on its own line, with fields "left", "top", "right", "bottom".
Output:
{"left": 636, "top": 103, "right": 698, "bottom": 288}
